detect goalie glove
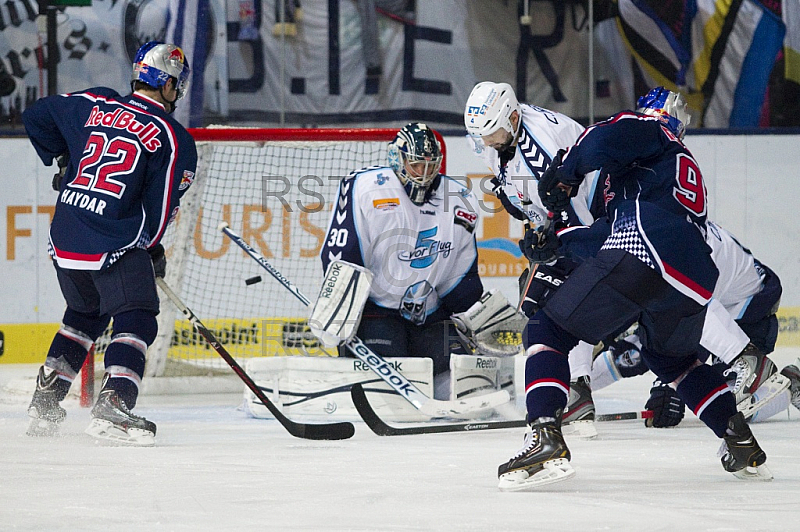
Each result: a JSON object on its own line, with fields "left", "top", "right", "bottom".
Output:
{"left": 451, "top": 289, "right": 528, "bottom": 357}
{"left": 308, "top": 260, "right": 373, "bottom": 347}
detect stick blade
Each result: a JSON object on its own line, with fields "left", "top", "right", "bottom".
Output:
{"left": 291, "top": 420, "right": 356, "bottom": 441}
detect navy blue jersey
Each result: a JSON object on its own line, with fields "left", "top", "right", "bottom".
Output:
{"left": 556, "top": 111, "right": 717, "bottom": 305}
{"left": 560, "top": 112, "right": 708, "bottom": 227}
{"left": 23, "top": 87, "right": 197, "bottom": 270}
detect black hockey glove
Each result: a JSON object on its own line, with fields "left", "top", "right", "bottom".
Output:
{"left": 537, "top": 149, "right": 573, "bottom": 213}
{"left": 52, "top": 152, "right": 69, "bottom": 191}
{"left": 517, "top": 260, "right": 568, "bottom": 317}
{"left": 148, "top": 244, "right": 167, "bottom": 279}
{"left": 644, "top": 380, "right": 685, "bottom": 428}
{"left": 519, "top": 223, "right": 559, "bottom": 265}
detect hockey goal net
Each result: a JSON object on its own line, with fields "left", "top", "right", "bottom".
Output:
{"left": 91, "top": 127, "right": 447, "bottom": 383}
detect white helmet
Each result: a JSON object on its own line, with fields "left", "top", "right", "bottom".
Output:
{"left": 464, "top": 82, "right": 521, "bottom": 138}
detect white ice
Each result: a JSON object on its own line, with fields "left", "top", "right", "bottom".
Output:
{"left": 2, "top": 349, "right": 800, "bottom": 531}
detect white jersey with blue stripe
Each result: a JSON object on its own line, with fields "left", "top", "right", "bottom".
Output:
{"left": 321, "top": 167, "right": 480, "bottom": 320}
{"left": 706, "top": 221, "right": 764, "bottom": 318}
{"left": 470, "top": 103, "right": 598, "bottom": 228}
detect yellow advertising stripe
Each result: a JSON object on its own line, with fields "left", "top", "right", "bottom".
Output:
{"left": 0, "top": 318, "right": 335, "bottom": 364}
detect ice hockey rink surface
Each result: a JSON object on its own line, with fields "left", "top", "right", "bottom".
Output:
{"left": 2, "top": 348, "right": 799, "bottom": 531}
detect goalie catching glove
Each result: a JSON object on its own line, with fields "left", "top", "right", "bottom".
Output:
{"left": 451, "top": 289, "right": 528, "bottom": 357}
{"left": 308, "top": 260, "right": 373, "bottom": 347}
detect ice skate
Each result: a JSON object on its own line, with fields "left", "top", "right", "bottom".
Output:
{"left": 724, "top": 344, "right": 778, "bottom": 404}
{"left": 780, "top": 360, "right": 800, "bottom": 411}
{"left": 498, "top": 417, "right": 575, "bottom": 491}
{"left": 718, "top": 412, "right": 772, "bottom": 481}
{"left": 738, "top": 373, "right": 790, "bottom": 421}
{"left": 561, "top": 376, "right": 597, "bottom": 439}
{"left": 85, "top": 389, "right": 156, "bottom": 446}
{"left": 27, "top": 366, "right": 69, "bottom": 437}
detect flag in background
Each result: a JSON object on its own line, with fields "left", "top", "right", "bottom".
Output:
{"left": 615, "top": 0, "right": 785, "bottom": 127}
{"left": 784, "top": 0, "right": 800, "bottom": 85}
{"left": 166, "top": 0, "right": 214, "bottom": 128}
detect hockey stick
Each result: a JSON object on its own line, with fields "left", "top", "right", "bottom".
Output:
{"left": 155, "top": 277, "right": 355, "bottom": 441}
{"left": 219, "top": 222, "right": 511, "bottom": 418}
{"left": 351, "top": 383, "right": 653, "bottom": 436}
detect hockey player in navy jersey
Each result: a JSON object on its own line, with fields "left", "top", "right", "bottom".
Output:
{"left": 309, "top": 123, "right": 526, "bottom": 398}
{"left": 495, "top": 87, "right": 772, "bottom": 489}
{"left": 22, "top": 41, "right": 197, "bottom": 445}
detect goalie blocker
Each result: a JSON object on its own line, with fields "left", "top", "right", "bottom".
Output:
{"left": 308, "top": 260, "right": 373, "bottom": 347}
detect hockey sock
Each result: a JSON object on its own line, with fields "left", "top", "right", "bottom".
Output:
{"left": 676, "top": 363, "right": 737, "bottom": 437}
{"left": 47, "top": 308, "right": 109, "bottom": 375}
{"left": 524, "top": 346, "right": 570, "bottom": 422}
{"left": 102, "top": 310, "right": 156, "bottom": 409}
{"left": 46, "top": 327, "right": 92, "bottom": 379}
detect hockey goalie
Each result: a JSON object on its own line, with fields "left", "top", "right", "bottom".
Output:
{"left": 310, "top": 123, "right": 527, "bottom": 402}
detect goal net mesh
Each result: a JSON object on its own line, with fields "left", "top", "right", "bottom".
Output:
{"left": 93, "top": 128, "right": 447, "bottom": 378}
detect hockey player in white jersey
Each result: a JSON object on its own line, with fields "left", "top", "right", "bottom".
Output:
{"left": 465, "top": 81, "right": 602, "bottom": 434}
{"left": 465, "top": 81, "right": 597, "bottom": 228}
{"left": 312, "top": 123, "right": 526, "bottom": 398}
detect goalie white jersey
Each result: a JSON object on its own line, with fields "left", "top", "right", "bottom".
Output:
{"left": 469, "top": 103, "right": 598, "bottom": 228}
{"left": 321, "top": 166, "right": 481, "bottom": 324}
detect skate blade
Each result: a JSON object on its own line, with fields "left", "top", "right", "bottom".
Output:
{"left": 498, "top": 458, "right": 575, "bottom": 491}
{"left": 85, "top": 419, "right": 155, "bottom": 447}
{"left": 562, "top": 419, "right": 598, "bottom": 440}
{"left": 732, "top": 463, "right": 773, "bottom": 481}
{"left": 739, "top": 374, "right": 791, "bottom": 419}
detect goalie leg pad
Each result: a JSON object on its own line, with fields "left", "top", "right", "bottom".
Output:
{"left": 308, "top": 260, "right": 373, "bottom": 347}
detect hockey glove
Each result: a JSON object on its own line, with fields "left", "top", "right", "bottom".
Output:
{"left": 148, "top": 244, "right": 167, "bottom": 279}
{"left": 644, "top": 380, "right": 685, "bottom": 428}
{"left": 517, "top": 261, "right": 567, "bottom": 317}
{"left": 537, "top": 149, "right": 574, "bottom": 213}
{"left": 519, "top": 223, "right": 559, "bottom": 265}
{"left": 52, "top": 152, "right": 69, "bottom": 191}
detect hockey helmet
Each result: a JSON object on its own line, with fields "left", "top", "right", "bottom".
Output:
{"left": 464, "top": 82, "right": 521, "bottom": 138}
{"left": 388, "top": 123, "right": 443, "bottom": 205}
{"left": 132, "top": 41, "right": 191, "bottom": 101}
{"left": 636, "top": 87, "right": 691, "bottom": 140}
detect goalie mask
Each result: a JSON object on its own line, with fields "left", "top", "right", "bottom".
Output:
{"left": 132, "top": 41, "right": 191, "bottom": 111}
{"left": 636, "top": 87, "right": 690, "bottom": 140}
{"left": 388, "top": 123, "right": 443, "bottom": 206}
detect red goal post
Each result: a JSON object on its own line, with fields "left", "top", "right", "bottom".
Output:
{"left": 124, "top": 127, "right": 450, "bottom": 385}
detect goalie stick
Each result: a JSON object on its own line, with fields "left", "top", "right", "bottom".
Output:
{"left": 351, "top": 383, "right": 653, "bottom": 436}
{"left": 155, "top": 278, "right": 355, "bottom": 441}
{"left": 220, "top": 222, "right": 511, "bottom": 418}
